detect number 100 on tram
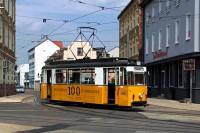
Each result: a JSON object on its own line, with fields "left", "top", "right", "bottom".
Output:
{"left": 40, "top": 58, "right": 147, "bottom": 108}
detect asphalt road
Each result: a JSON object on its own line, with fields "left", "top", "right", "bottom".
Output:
{"left": 0, "top": 100, "right": 200, "bottom": 133}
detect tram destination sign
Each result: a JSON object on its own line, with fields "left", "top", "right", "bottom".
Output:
{"left": 183, "top": 59, "right": 195, "bottom": 71}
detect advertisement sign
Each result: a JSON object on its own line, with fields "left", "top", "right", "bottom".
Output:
{"left": 183, "top": 59, "right": 195, "bottom": 71}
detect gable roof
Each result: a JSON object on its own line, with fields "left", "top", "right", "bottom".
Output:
{"left": 28, "top": 38, "right": 64, "bottom": 52}
{"left": 52, "top": 41, "right": 64, "bottom": 48}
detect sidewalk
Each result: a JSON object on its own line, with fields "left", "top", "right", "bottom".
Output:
{"left": 0, "top": 93, "right": 34, "bottom": 103}
{"left": 148, "top": 98, "right": 200, "bottom": 111}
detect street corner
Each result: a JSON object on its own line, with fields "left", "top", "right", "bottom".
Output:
{"left": 0, "top": 94, "right": 35, "bottom": 103}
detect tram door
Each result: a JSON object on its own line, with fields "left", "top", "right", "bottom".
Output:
{"left": 47, "top": 70, "right": 52, "bottom": 99}
{"left": 108, "top": 68, "right": 116, "bottom": 104}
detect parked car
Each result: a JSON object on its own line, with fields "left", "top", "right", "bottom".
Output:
{"left": 16, "top": 86, "right": 25, "bottom": 93}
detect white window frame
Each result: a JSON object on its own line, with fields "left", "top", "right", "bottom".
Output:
{"left": 166, "top": 0, "right": 170, "bottom": 8}
{"left": 146, "top": 37, "right": 149, "bottom": 55}
{"left": 152, "top": 7, "right": 155, "bottom": 23}
{"left": 175, "top": 20, "right": 180, "bottom": 44}
{"left": 158, "top": 30, "right": 162, "bottom": 50}
{"left": 166, "top": 25, "right": 170, "bottom": 47}
{"left": 175, "top": 0, "right": 180, "bottom": 7}
{"left": 166, "top": 0, "right": 170, "bottom": 13}
{"left": 146, "top": 12, "right": 150, "bottom": 24}
{"left": 152, "top": 33, "right": 155, "bottom": 52}
{"left": 0, "top": 17, "right": 2, "bottom": 43}
{"left": 186, "top": 14, "right": 191, "bottom": 40}
{"left": 159, "top": 0, "right": 162, "bottom": 14}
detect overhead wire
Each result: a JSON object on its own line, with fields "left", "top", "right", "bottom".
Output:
{"left": 69, "top": 0, "right": 125, "bottom": 11}
{"left": 47, "top": 5, "right": 126, "bottom": 36}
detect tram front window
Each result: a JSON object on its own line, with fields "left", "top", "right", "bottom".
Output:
{"left": 128, "top": 72, "right": 134, "bottom": 85}
{"left": 127, "top": 72, "right": 145, "bottom": 85}
{"left": 135, "top": 73, "right": 145, "bottom": 85}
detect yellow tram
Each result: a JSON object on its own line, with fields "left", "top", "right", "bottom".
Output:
{"left": 40, "top": 58, "right": 147, "bottom": 108}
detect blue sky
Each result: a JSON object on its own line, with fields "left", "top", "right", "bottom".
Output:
{"left": 16, "top": 0, "right": 130, "bottom": 64}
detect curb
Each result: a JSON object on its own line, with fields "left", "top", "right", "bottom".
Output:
{"left": 148, "top": 101, "right": 200, "bottom": 111}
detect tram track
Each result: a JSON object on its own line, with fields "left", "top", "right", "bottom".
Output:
{"left": 41, "top": 102, "right": 200, "bottom": 132}
{"left": 0, "top": 112, "right": 190, "bottom": 133}
{"left": 0, "top": 102, "right": 199, "bottom": 133}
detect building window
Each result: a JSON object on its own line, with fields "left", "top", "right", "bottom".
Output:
{"left": 166, "top": 25, "right": 170, "bottom": 47}
{"left": 145, "top": 38, "right": 149, "bottom": 55}
{"left": 9, "top": 0, "right": 13, "bottom": 17}
{"left": 0, "top": 17, "right": 2, "bottom": 43}
{"left": 158, "top": 30, "right": 162, "bottom": 50}
{"left": 4, "top": 23, "right": 9, "bottom": 47}
{"left": 77, "top": 48, "right": 83, "bottom": 56}
{"left": 152, "top": 33, "right": 155, "bottom": 52}
{"left": 175, "top": 20, "right": 180, "bottom": 44}
{"left": 175, "top": 0, "right": 180, "bottom": 7}
{"left": 4, "top": 0, "right": 8, "bottom": 12}
{"left": 186, "top": 14, "right": 191, "bottom": 40}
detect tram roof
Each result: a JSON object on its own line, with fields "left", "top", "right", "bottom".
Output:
{"left": 43, "top": 58, "right": 143, "bottom": 69}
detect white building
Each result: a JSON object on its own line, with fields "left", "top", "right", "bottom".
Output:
{"left": 28, "top": 38, "right": 63, "bottom": 89}
{"left": 16, "top": 64, "right": 29, "bottom": 88}
{"left": 63, "top": 41, "right": 97, "bottom": 60}
{"left": 108, "top": 47, "right": 119, "bottom": 58}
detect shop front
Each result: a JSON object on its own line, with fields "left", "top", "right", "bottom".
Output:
{"left": 147, "top": 56, "right": 200, "bottom": 104}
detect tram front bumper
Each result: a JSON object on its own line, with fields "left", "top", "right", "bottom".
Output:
{"left": 132, "top": 101, "right": 147, "bottom": 107}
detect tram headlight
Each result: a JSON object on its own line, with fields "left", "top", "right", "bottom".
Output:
{"left": 139, "top": 93, "right": 143, "bottom": 100}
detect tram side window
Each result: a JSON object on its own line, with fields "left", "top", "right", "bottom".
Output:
{"left": 69, "top": 69, "right": 80, "bottom": 84}
{"left": 81, "top": 69, "right": 95, "bottom": 84}
{"left": 120, "top": 68, "right": 127, "bottom": 85}
{"left": 116, "top": 68, "right": 120, "bottom": 85}
{"left": 103, "top": 68, "right": 107, "bottom": 85}
{"left": 41, "top": 70, "right": 44, "bottom": 83}
{"left": 108, "top": 68, "right": 115, "bottom": 84}
{"left": 56, "top": 70, "right": 66, "bottom": 83}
